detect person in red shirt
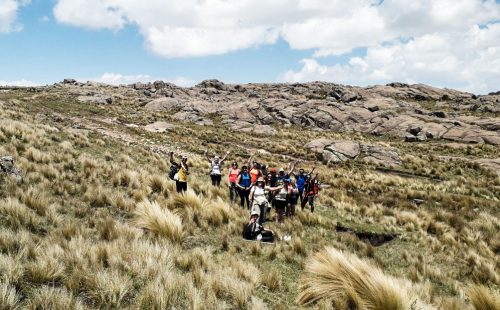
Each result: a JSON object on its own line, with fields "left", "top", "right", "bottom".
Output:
{"left": 250, "top": 161, "right": 261, "bottom": 184}
{"left": 227, "top": 161, "right": 240, "bottom": 203}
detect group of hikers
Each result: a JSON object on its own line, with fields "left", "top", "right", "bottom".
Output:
{"left": 169, "top": 150, "right": 321, "bottom": 243}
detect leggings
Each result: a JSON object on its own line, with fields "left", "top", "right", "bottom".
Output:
{"left": 229, "top": 182, "right": 238, "bottom": 202}
{"left": 238, "top": 188, "right": 250, "bottom": 209}
{"left": 211, "top": 174, "right": 222, "bottom": 186}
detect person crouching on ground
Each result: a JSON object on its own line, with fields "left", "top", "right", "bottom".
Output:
{"left": 242, "top": 211, "right": 274, "bottom": 242}
{"left": 169, "top": 151, "right": 189, "bottom": 193}
{"left": 205, "top": 150, "right": 229, "bottom": 187}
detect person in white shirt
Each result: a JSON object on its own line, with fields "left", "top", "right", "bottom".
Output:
{"left": 204, "top": 150, "right": 230, "bottom": 187}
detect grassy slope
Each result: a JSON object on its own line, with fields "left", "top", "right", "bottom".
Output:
{"left": 0, "top": 89, "right": 498, "bottom": 309}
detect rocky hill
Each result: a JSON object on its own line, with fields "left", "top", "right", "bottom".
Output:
{"left": 51, "top": 79, "right": 499, "bottom": 144}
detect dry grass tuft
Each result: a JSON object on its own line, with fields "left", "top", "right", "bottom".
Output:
{"left": 297, "top": 247, "right": 418, "bottom": 309}
{"left": 132, "top": 200, "right": 183, "bottom": 243}
{"left": 25, "top": 286, "right": 85, "bottom": 310}
{"left": 262, "top": 269, "right": 282, "bottom": 291}
{"left": 467, "top": 284, "right": 500, "bottom": 310}
{"left": 0, "top": 280, "right": 20, "bottom": 310}
{"left": 82, "top": 269, "right": 132, "bottom": 308}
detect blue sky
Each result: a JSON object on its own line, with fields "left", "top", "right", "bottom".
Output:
{"left": 1, "top": 0, "right": 499, "bottom": 93}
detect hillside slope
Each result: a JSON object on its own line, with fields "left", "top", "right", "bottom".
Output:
{"left": 0, "top": 81, "right": 498, "bottom": 309}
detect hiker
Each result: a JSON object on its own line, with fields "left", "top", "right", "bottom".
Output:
{"left": 249, "top": 161, "right": 262, "bottom": 184}
{"left": 287, "top": 178, "right": 299, "bottom": 218}
{"left": 169, "top": 151, "right": 189, "bottom": 193}
{"left": 250, "top": 177, "right": 283, "bottom": 224}
{"left": 227, "top": 161, "right": 240, "bottom": 203}
{"left": 236, "top": 165, "right": 252, "bottom": 209}
{"left": 295, "top": 166, "right": 315, "bottom": 205}
{"left": 205, "top": 150, "right": 229, "bottom": 187}
{"left": 272, "top": 179, "right": 290, "bottom": 223}
{"left": 276, "top": 161, "right": 298, "bottom": 186}
{"left": 242, "top": 210, "right": 274, "bottom": 242}
{"left": 301, "top": 173, "right": 320, "bottom": 212}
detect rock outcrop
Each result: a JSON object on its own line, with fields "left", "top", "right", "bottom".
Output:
{"left": 42, "top": 80, "right": 500, "bottom": 145}
{"left": 0, "top": 156, "right": 22, "bottom": 182}
{"left": 305, "top": 139, "right": 402, "bottom": 167}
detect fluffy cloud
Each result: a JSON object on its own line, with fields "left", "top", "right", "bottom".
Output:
{"left": 0, "top": 0, "right": 29, "bottom": 33}
{"left": 89, "top": 73, "right": 195, "bottom": 87}
{"left": 52, "top": 0, "right": 500, "bottom": 92}
{"left": 282, "top": 22, "right": 500, "bottom": 94}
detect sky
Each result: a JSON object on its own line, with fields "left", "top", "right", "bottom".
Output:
{"left": 0, "top": 0, "right": 499, "bottom": 94}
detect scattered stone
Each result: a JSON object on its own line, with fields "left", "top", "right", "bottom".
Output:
{"left": 143, "top": 121, "right": 176, "bottom": 133}
{"left": 431, "top": 111, "right": 447, "bottom": 118}
{"left": 77, "top": 95, "right": 113, "bottom": 105}
{"left": 0, "top": 156, "right": 22, "bottom": 182}
{"left": 413, "top": 199, "right": 425, "bottom": 206}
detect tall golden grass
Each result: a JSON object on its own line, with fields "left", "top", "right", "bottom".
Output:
{"left": 467, "top": 284, "right": 500, "bottom": 310}
{"left": 132, "top": 199, "right": 183, "bottom": 243}
{"left": 297, "top": 247, "right": 418, "bottom": 309}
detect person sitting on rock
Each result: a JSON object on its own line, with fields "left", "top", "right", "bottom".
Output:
{"left": 242, "top": 210, "right": 274, "bottom": 242}
{"left": 204, "top": 149, "right": 229, "bottom": 187}
{"left": 169, "top": 151, "right": 189, "bottom": 193}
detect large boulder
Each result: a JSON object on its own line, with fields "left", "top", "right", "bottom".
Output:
{"left": 0, "top": 156, "right": 22, "bottom": 182}
{"left": 306, "top": 139, "right": 401, "bottom": 167}
{"left": 143, "top": 121, "right": 176, "bottom": 133}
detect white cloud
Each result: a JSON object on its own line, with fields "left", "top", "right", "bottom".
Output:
{"left": 0, "top": 0, "right": 30, "bottom": 33}
{"left": 0, "top": 79, "right": 40, "bottom": 86}
{"left": 51, "top": 0, "right": 500, "bottom": 92}
{"left": 88, "top": 73, "right": 195, "bottom": 87}
{"left": 281, "top": 23, "right": 500, "bottom": 94}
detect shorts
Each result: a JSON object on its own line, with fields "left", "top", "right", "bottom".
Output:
{"left": 176, "top": 181, "right": 187, "bottom": 193}
{"left": 274, "top": 199, "right": 287, "bottom": 210}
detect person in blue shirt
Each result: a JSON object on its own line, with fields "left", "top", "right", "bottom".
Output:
{"left": 294, "top": 166, "right": 315, "bottom": 205}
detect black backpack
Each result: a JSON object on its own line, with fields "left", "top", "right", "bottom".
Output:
{"left": 168, "top": 164, "right": 178, "bottom": 180}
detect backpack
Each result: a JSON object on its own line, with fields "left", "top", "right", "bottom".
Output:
{"left": 168, "top": 164, "right": 178, "bottom": 180}
{"left": 239, "top": 172, "right": 251, "bottom": 188}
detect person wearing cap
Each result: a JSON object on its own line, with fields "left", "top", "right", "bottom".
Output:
{"left": 170, "top": 151, "right": 190, "bottom": 193}
{"left": 242, "top": 210, "right": 274, "bottom": 242}
{"left": 205, "top": 149, "right": 230, "bottom": 187}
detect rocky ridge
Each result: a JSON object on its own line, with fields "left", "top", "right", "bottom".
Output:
{"left": 18, "top": 79, "right": 500, "bottom": 146}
